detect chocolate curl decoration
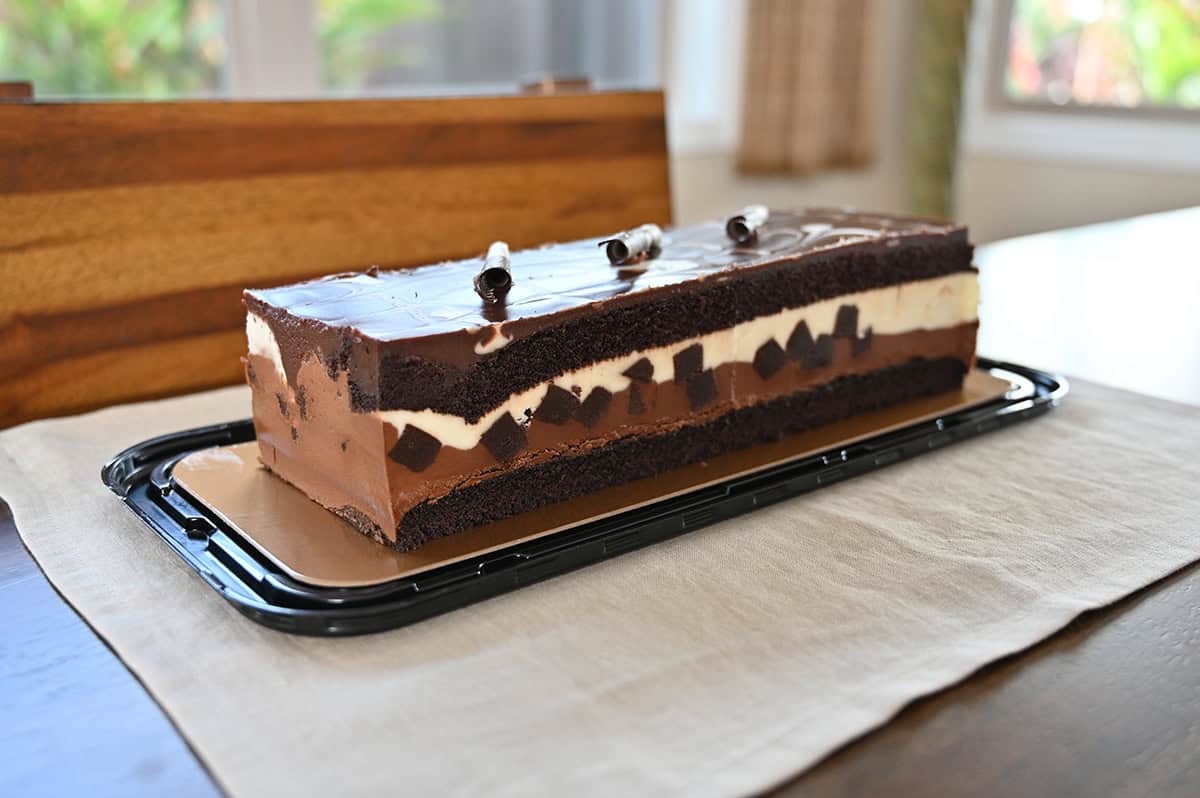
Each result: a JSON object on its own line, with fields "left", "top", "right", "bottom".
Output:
{"left": 599, "top": 223, "right": 663, "bottom": 265}
{"left": 725, "top": 204, "right": 769, "bottom": 245}
{"left": 474, "top": 241, "right": 512, "bottom": 302}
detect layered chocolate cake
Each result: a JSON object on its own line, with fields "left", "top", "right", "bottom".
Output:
{"left": 244, "top": 208, "right": 978, "bottom": 550}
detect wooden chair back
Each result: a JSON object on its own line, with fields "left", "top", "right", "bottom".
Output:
{"left": 0, "top": 91, "right": 671, "bottom": 427}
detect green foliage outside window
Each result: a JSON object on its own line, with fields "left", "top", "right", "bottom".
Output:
{"left": 1007, "top": 0, "right": 1200, "bottom": 109}
{"left": 0, "top": 0, "right": 226, "bottom": 97}
{"left": 0, "top": 0, "right": 437, "bottom": 98}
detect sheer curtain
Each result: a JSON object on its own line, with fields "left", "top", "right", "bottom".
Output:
{"left": 736, "top": 0, "right": 878, "bottom": 175}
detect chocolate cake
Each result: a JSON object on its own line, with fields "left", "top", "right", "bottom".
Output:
{"left": 243, "top": 208, "right": 979, "bottom": 550}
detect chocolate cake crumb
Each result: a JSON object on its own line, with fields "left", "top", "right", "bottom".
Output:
{"left": 275, "top": 393, "right": 290, "bottom": 419}
{"left": 296, "top": 386, "right": 309, "bottom": 420}
{"left": 332, "top": 506, "right": 385, "bottom": 544}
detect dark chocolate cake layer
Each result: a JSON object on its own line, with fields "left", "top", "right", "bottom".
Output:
{"left": 246, "top": 208, "right": 972, "bottom": 419}
{"left": 386, "top": 358, "right": 966, "bottom": 549}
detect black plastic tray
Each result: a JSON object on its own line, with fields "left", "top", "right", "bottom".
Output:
{"left": 101, "top": 358, "right": 1067, "bottom": 636}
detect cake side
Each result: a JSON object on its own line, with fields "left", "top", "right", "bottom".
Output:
{"left": 244, "top": 208, "right": 979, "bottom": 550}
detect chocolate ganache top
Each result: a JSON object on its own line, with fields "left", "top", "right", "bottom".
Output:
{"left": 245, "top": 208, "right": 967, "bottom": 372}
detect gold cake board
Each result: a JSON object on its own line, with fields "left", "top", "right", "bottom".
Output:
{"left": 173, "top": 370, "right": 1012, "bottom": 588}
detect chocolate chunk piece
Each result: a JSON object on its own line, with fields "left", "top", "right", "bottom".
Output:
{"left": 833, "top": 305, "right": 859, "bottom": 338}
{"left": 388, "top": 424, "right": 442, "bottom": 472}
{"left": 628, "top": 383, "right": 646, "bottom": 415}
{"left": 534, "top": 384, "right": 580, "bottom": 425}
{"left": 481, "top": 413, "right": 527, "bottom": 462}
{"left": 673, "top": 343, "right": 704, "bottom": 384}
{"left": 786, "top": 321, "right": 815, "bottom": 363}
{"left": 803, "top": 334, "right": 834, "bottom": 368}
{"left": 622, "top": 357, "right": 654, "bottom": 383}
{"left": 853, "top": 327, "right": 874, "bottom": 356}
{"left": 753, "top": 339, "right": 788, "bottom": 380}
{"left": 687, "top": 370, "right": 718, "bottom": 409}
{"left": 576, "top": 387, "right": 613, "bottom": 428}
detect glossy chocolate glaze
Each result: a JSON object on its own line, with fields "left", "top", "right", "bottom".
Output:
{"left": 244, "top": 208, "right": 972, "bottom": 417}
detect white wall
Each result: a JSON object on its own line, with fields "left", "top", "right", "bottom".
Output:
{"left": 958, "top": 155, "right": 1200, "bottom": 243}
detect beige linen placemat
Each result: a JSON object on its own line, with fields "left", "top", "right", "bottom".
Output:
{"left": 2, "top": 380, "right": 1198, "bottom": 797}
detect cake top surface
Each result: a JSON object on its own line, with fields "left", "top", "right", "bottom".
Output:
{"left": 246, "top": 208, "right": 962, "bottom": 344}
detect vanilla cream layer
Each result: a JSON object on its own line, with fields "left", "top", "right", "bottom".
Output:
{"left": 248, "top": 272, "right": 978, "bottom": 450}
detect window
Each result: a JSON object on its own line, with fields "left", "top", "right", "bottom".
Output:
{"left": 1001, "top": 0, "right": 1200, "bottom": 112}
{"left": 318, "top": 0, "right": 658, "bottom": 95}
{"left": 0, "top": 0, "right": 660, "bottom": 100}
{"left": 961, "top": 0, "right": 1200, "bottom": 171}
{"left": 0, "top": 0, "right": 229, "bottom": 99}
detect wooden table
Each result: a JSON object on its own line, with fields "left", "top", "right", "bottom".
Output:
{"left": 2, "top": 210, "right": 1198, "bottom": 797}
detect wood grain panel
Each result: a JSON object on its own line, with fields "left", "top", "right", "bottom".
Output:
{"left": 0, "top": 92, "right": 671, "bottom": 428}
{"left": 0, "top": 93, "right": 667, "bottom": 193}
{"left": 0, "top": 155, "right": 670, "bottom": 315}
{"left": 3, "top": 330, "right": 248, "bottom": 425}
